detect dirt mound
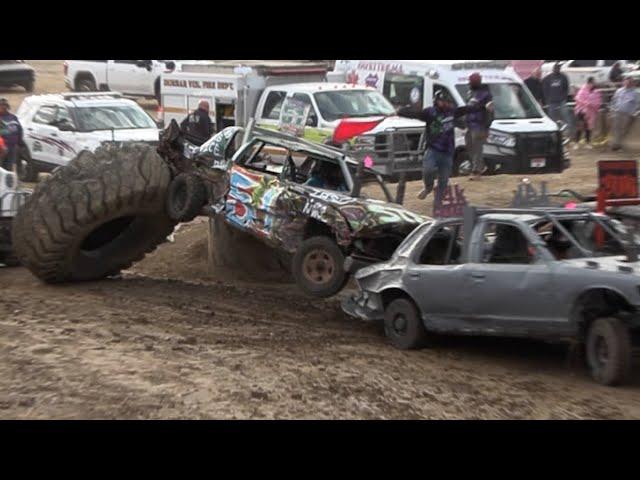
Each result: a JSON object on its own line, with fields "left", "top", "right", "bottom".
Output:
{"left": 130, "top": 216, "right": 293, "bottom": 284}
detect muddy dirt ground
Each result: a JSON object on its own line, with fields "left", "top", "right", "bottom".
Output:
{"left": 1, "top": 61, "right": 640, "bottom": 419}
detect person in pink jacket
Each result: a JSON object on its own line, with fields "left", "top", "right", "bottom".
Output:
{"left": 573, "top": 77, "right": 602, "bottom": 149}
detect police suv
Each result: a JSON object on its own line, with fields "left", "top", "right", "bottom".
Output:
{"left": 16, "top": 92, "right": 159, "bottom": 182}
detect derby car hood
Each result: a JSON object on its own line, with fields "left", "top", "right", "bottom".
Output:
{"left": 305, "top": 188, "right": 427, "bottom": 235}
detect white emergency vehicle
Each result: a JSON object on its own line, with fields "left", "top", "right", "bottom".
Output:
{"left": 331, "top": 60, "right": 570, "bottom": 175}
{"left": 16, "top": 92, "right": 159, "bottom": 181}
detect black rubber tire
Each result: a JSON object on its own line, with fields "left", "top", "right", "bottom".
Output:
{"left": 384, "top": 297, "right": 428, "bottom": 350}
{"left": 586, "top": 317, "right": 632, "bottom": 386}
{"left": 11, "top": 143, "right": 176, "bottom": 283}
{"left": 0, "top": 252, "right": 20, "bottom": 267}
{"left": 17, "top": 143, "right": 38, "bottom": 183}
{"left": 166, "top": 173, "right": 207, "bottom": 222}
{"left": 292, "top": 235, "right": 346, "bottom": 298}
{"left": 76, "top": 76, "right": 96, "bottom": 92}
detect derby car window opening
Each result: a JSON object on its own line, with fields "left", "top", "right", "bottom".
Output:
{"left": 416, "top": 223, "right": 463, "bottom": 266}
{"left": 455, "top": 83, "right": 543, "bottom": 120}
{"left": 383, "top": 74, "right": 424, "bottom": 108}
{"left": 238, "top": 141, "right": 283, "bottom": 176}
{"left": 313, "top": 90, "right": 395, "bottom": 122}
{"left": 73, "top": 105, "right": 156, "bottom": 132}
{"left": 346, "top": 163, "right": 393, "bottom": 202}
{"left": 393, "top": 222, "right": 433, "bottom": 259}
{"left": 292, "top": 93, "right": 318, "bottom": 127}
{"left": 262, "top": 91, "right": 287, "bottom": 120}
{"left": 302, "top": 158, "right": 350, "bottom": 193}
{"left": 544, "top": 216, "right": 626, "bottom": 257}
{"left": 482, "top": 222, "right": 535, "bottom": 265}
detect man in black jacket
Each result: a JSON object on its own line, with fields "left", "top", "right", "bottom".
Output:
{"left": 524, "top": 67, "right": 544, "bottom": 105}
{"left": 180, "top": 100, "right": 214, "bottom": 146}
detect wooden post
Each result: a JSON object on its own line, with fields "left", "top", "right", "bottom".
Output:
{"left": 395, "top": 172, "right": 407, "bottom": 205}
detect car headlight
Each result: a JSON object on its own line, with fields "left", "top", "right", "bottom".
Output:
{"left": 487, "top": 130, "right": 516, "bottom": 148}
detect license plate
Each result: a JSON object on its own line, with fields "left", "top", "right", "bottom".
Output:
{"left": 531, "top": 157, "right": 546, "bottom": 168}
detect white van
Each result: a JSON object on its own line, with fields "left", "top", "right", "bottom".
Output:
{"left": 331, "top": 60, "right": 570, "bottom": 175}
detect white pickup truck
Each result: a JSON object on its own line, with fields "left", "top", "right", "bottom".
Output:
{"left": 64, "top": 60, "right": 195, "bottom": 101}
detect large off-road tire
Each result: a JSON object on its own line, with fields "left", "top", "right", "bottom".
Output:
{"left": 166, "top": 173, "right": 207, "bottom": 222}
{"left": 292, "top": 235, "right": 346, "bottom": 298}
{"left": 586, "top": 317, "right": 632, "bottom": 386}
{"left": 384, "top": 297, "right": 428, "bottom": 350}
{"left": 12, "top": 143, "right": 176, "bottom": 283}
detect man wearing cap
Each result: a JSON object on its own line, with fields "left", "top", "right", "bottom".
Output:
{"left": 398, "top": 90, "right": 468, "bottom": 203}
{"left": 0, "top": 98, "right": 23, "bottom": 172}
{"left": 464, "top": 73, "right": 494, "bottom": 181}
{"left": 542, "top": 62, "right": 571, "bottom": 128}
{"left": 180, "top": 99, "right": 214, "bottom": 146}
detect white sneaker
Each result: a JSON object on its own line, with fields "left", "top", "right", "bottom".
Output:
{"left": 572, "top": 143, "right": 580, "bottom": 151}
{"left": 417, "top": 188, "right": 428, "bottom": 200}
{"left": 586, "top": 144, "right": 594, "bottom": 150}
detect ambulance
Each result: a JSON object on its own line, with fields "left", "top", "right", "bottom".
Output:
{"left": 330, "top": 60, "right": 570, "bottom": 175}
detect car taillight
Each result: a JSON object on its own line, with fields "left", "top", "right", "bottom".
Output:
{"left": 63, "top": 61, "right": 68, "bottom": 75}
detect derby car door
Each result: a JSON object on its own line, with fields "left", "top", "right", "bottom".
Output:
{"left": 225, "top": 140, "right": 285, "bottom": 241}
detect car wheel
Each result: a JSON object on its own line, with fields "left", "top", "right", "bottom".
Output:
{"left": 586, "top": 317, "right": 632, "bottom": 386}
{"left": 166, "top": 173, "right": 207, "bottom": 222}
{"left": 292, "top": 235, "right": 346, "bottom": 298}
{"left": 17, "top": 143, "right": 38, "bottom": 183}
{"left": 76, "top": 77, "right": 96, "bottom": 92}
{"left": 383, "top": 297, "right": 428, "bottom": 350}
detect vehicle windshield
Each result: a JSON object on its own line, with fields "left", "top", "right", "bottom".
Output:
{"left": 73, "top": 105, "right": 157, "bottom": 131}
{"left": 456, "top": 83, "right": 543, "bottom": 119}
{"left": 314, "top": 90, "right": 396, "bottom": 122}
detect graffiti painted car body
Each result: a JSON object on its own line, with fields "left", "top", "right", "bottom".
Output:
{"left": 161, "top": 123, "right": 428, "bottom": 297}
{"left": 343, "top": 206, "right": 640, "bottom": 385}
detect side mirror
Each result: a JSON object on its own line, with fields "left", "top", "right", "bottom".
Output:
{"left": 306, "top": 115, "right": 318, "bottom": 127}
{"left": 165, "top": 61, "right": 176, "bottom": 71}
{"left": 136, "top": 60, "right": 152, "bottom": 70}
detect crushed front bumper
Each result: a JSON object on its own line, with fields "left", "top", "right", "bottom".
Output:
{"left": 341, "top": 291, "right": 384, "bottom": 322}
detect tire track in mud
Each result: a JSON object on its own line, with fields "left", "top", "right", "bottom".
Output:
{"left": 2, "top": 268, "right": 640, "bottom": 419}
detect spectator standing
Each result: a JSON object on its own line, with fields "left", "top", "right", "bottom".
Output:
{"left": 398, "top": 91, "right": 468, "bottom": 202}
{"left": 524, "top": 67, "right": 544, "bottom": 105}
{"left": 464, "top": 73, "right": 494, "bottom": 181}
{"left": 573, "top": 77, "right": 602, "bottom": 150}
{"left": 0, "top": 98, "right": 23, "bottom": 172}
{"left": 180, "top": 100, "right": 214, "bottom": 146}
{"left": 542, "top": 62, "right": 572, "bottom": 130}
{"left": 610, "top": 77, "right": 639, "bottom": 151}
{"left": 609, "top": 62, "right": 624, "bottom": 83}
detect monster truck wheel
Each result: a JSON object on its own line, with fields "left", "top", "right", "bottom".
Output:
{"left": 0, "top": 252, "right": 20, "bottom": 267}
{"left": 384, "top": 297, "right": 428, "bottom": 350}
{"left": 292, "top": 236, "right": 346, "bottom": 298}
{"left": 586, "top": 317, "right": 632, "bottom": 386}
{"left": 11, "top": 143, "right": 176, "bottom": 283}
{"left": 17, "top": 143, "right": 38, "bottom": 183}
{"left": 166, "top": 173, "right": 207, "bottom": 222}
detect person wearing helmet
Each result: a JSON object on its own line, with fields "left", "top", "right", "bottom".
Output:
{"left": 465, "top": 73, "right": 494, "bottom": 181}
{"left": 397, "top": 90, "right": 468, "bottom": 204}
{"left": 0, "top": 97, "right": 23, "bottom": 172}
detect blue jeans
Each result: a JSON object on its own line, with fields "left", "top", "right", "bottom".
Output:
{"left": 423, "top": 148, "right": 453, "bottom": 204}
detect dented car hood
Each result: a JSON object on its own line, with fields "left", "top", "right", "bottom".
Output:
{"left": 299, "top": 186, "right": 428, "bottom": 235}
